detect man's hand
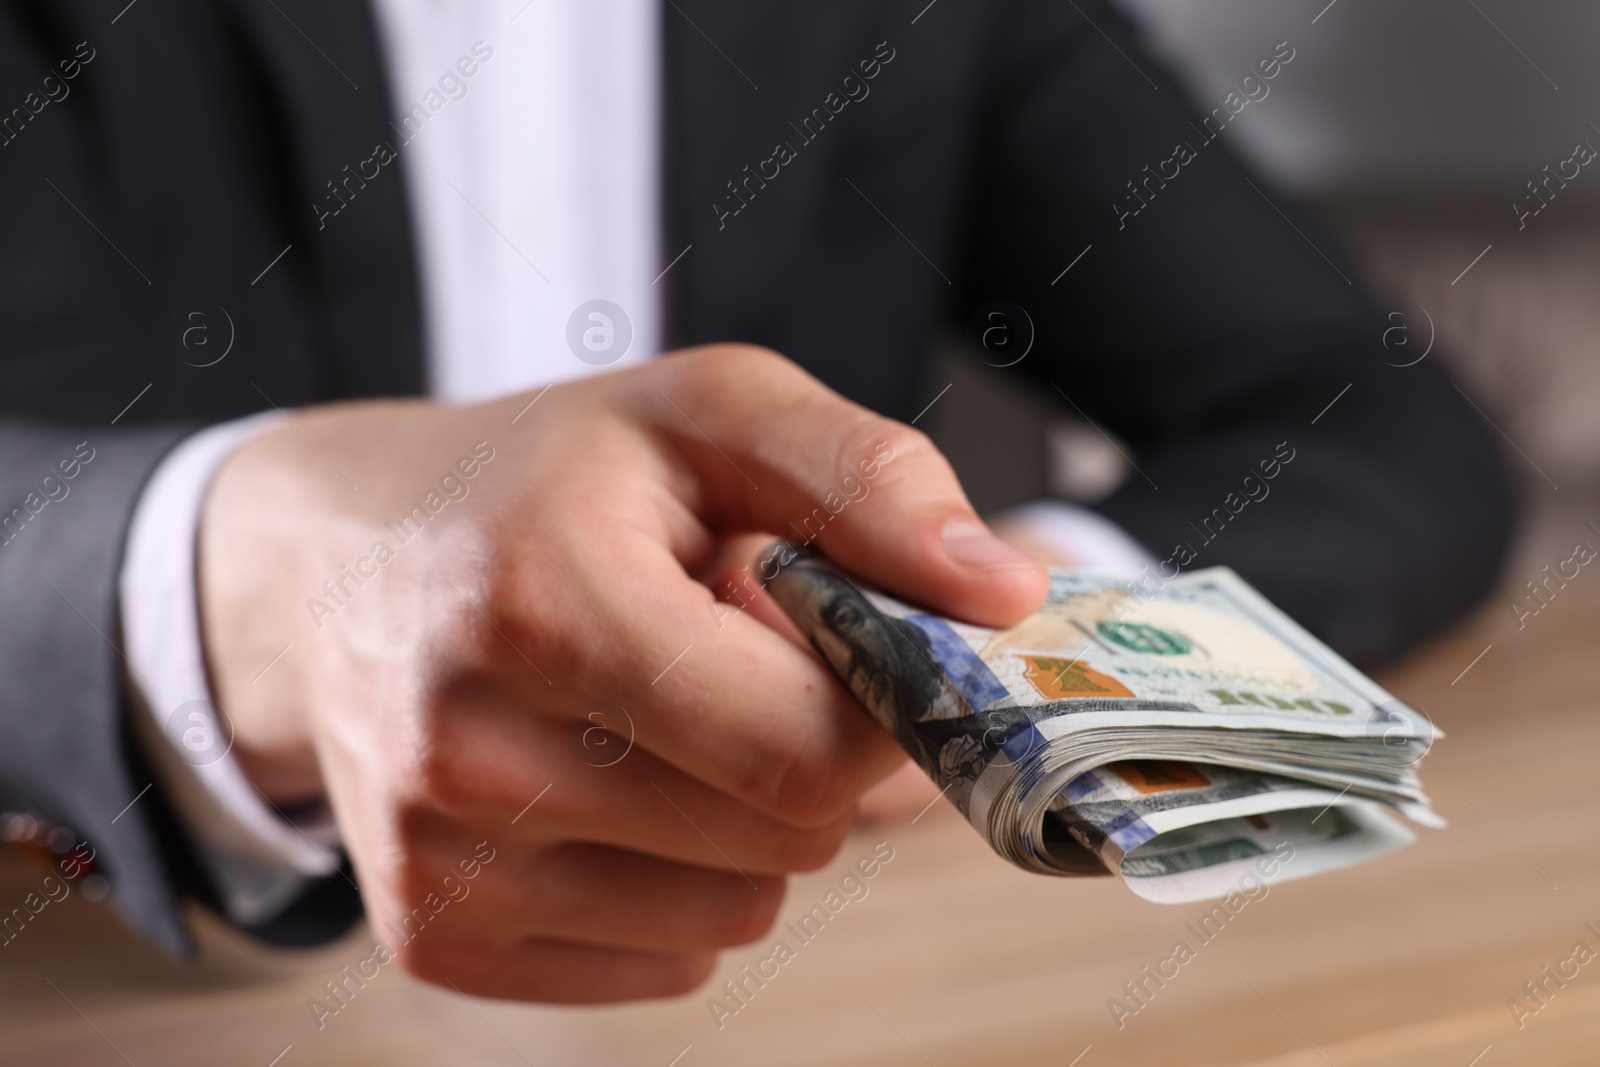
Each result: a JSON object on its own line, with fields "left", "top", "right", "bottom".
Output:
{"left": 200, "top": 345, "right": 1047, "bottom": 1003}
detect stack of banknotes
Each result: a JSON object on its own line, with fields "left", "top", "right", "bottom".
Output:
{"left": 766, "top": 548, "right": 1441, "bottom": 904}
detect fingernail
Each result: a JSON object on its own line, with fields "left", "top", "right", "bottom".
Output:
{"left": 941, "top": 517, "right": 1036, "bottom": 570}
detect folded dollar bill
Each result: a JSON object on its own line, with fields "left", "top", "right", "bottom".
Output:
{"left": 765, "top": 547, "right": 1441, "bottom": 904}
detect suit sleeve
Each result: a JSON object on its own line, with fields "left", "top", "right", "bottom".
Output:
{"left": 966, "top": 0, "right": 1514, "bottom": 665}
{"left": 0, "top": 1, "right": 399, "bottom": 952}
{"left": 0, "top": 421, "right": 368, "bottom": 954}
{"left": 0, "top": 421, "right": 207, "bottom": 953}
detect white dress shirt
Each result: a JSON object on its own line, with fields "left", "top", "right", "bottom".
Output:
{"left": 374, "top": 0, "right": 661, "bottom": 401}
{"left": 120, "top": 0, "right": 1152, "bottom": 923}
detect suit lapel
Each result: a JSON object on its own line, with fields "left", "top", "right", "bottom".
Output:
{"left": 226, "top": 0, "right": 426, "bottom": 399}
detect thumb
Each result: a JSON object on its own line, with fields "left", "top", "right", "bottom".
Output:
{"left": 637, "top": 345, "right": 1049, "bottom": 627}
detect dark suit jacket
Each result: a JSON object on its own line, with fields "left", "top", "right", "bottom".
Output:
{"left": 0, "top": 0, "right": 1514, "bottom": 954}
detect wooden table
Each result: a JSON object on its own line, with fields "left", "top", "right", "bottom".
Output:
{"left": 3, "top": 586, "right": 1597, "bottom": 1067}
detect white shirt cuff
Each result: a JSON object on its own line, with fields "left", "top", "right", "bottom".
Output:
{"left": 993, "top": 499, "right": 1158, "bottom": 577}
{"left": 120, "top": 414, "right": 342, "bottom": 926}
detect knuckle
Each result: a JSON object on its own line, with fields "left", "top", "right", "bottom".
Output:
{"left": 846, "top": 418, "right": 933, "bottom": 481}
{"left": 767, "top": 741, "right": 854, "bottom": 828}
{"left": 405, "top": 705, "right": 553, "bottom": 819}
{"left": 475, "top": 547, "right": 553, "bottom": 655}
{"left": 393, "top": 938, "right": 453, "bottom": 985}
{"left": 668, "top": 344, "right": 797, "bottom": 408}
{"left": 479, "top": 532, "right": 629, "bottom": 694}
{"left": 709, "top": 882, "right": 784, "bottom": 945}
{"left": 824, "top": 417, "right": 940, "bottom": 513}
{"left": 406, "top": 713, "right": 475, "bottom": 814}
{"left": 687, "top": 342, "right": 785, "bottom": 378}
{"left": 388, "top": 850, "right": 443, "bottom": 917}
{"left": 648, "top": 952, "right": 719, "bottom": 998}
{"left": 771, "top": 820, "right": 851, "bottom": 873}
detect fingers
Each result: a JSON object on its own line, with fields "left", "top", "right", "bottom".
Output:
{"left": 482, "top": 520, "right": 910, "bottom": 827}
{"left": 401, "top": 932, "right": 720, "bottom": 1004}
{"left": 591, "top": 570, "right": 910, "bottom": 827}
{"left": 635, "top": 345, "right": 1050, "bottom": 628}
{"left": 702, "top": 532, "right": 827, "bottom": 653}
{"left": 400, "top": 698, "right": 859, "bottom": 875}
{"left": 469, "top": 842, "right": 786, "bottom": 953}
{"left": 379, "top": 842, "right": 786, "bottom": 1003}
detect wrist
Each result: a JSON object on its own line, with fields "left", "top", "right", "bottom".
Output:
{"left": 197, "top": 422, "right": 328, "bottom": 804}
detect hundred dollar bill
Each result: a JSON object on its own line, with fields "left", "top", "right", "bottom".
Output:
{"left": 765, "top": 547, "right": 1440, "bottom": 904}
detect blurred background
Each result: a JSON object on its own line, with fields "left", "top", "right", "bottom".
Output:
{"left": 931, "top": 0, "right": 1599, "bottom": 583}
{"left": 7, "top": 3, "right": 1599, "bottom": 1064}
